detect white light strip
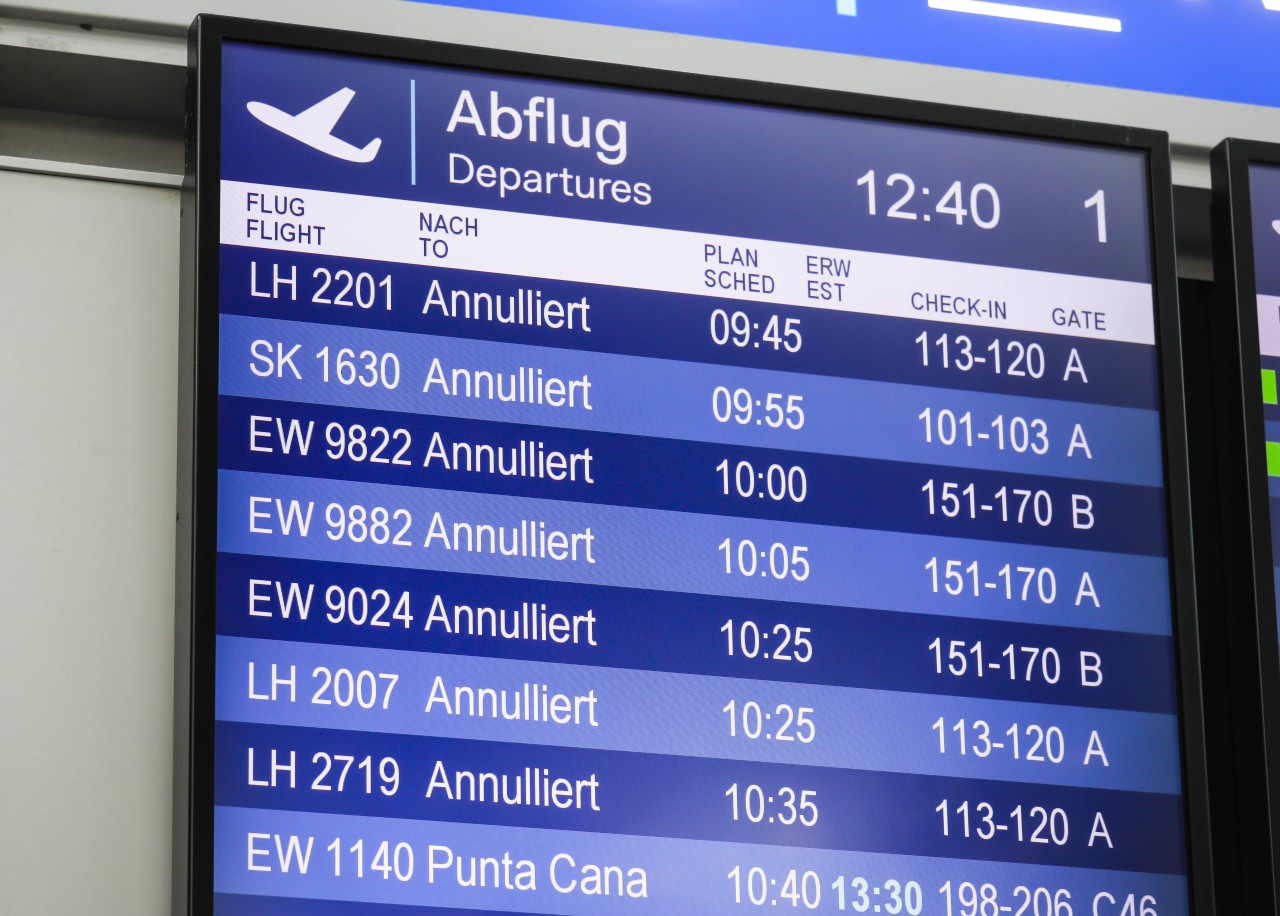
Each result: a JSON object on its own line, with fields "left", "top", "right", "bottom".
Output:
{"left": 1264, "top": 0, "right": 1280, "bottom": 11}
{"left": 927, "top": 0, "right": 1122, "bottom": 32}
{"left": 0, "top": 16, "right": 186, "bottom": 66}
{"left": 0, "top": 155, "right": 182, "bottom": 189}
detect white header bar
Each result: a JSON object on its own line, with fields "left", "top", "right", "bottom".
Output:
{"left": 222, "top": 181, "right": 1156, "bottom": 345}
{"left": 1259, "top": 295, "right": 1280, "bottom": 359}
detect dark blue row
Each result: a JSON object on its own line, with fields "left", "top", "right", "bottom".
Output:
{"left": 216, "top": 553, "right": 1177, "bottom": 714}
{"left": 1269, "top": 498, "right": 1280, "bottom": 566}
{"left": 220, "top": 247, "right": 1158, "bottom": 410}
{"left": 219, "top": 395, "right": 1167, "bottom": 557}
{"left": 215, "top": 720, "right": 1186, "bottom": 875}
{"left": 1252, "top": 166, "right": 1280, "bottom": 298}
{"left": 214, "top": 894, "right": 525, "bottom": 916}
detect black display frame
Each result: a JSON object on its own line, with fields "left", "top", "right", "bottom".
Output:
{"left": 179, "top": 14, "right": 1213, "bottom": 913}
{"left": 1205, "top": 138, "right": 1280, "bottom": 912}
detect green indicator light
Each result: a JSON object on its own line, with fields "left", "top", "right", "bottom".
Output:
{"left": 1269, "top": 442, "right": 1280, "bottom": 477}
{"left": 1265, "top": 369, "right": 1279, "bottom": 406}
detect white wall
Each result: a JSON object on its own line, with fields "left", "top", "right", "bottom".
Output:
{"left": 0, "top": 168, "right": 180, "bottom": 914}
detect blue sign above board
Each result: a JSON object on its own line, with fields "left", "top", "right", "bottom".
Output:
{"left": 411, "top": 0, "right": 1280, "bottom": 110}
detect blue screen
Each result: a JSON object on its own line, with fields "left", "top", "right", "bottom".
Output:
{"left": 411, "top": 0, "right": 1280, "bottom": 110}
{"left": 207, "top": 38, "right": 1191, "bottom": 913}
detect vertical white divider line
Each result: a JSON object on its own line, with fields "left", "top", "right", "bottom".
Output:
{"left": 410, "top": 79, "right": 418, "bottom": 186}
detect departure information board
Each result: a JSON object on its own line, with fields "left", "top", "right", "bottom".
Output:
{"left": 185, "top": 18, "right": 1208, "bottom": 914}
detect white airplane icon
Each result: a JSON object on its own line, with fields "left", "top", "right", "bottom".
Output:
{"left": 247, "top": 88, "right": 381, "bottom": 163}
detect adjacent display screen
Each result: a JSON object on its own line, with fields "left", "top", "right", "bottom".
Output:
{"left": 1204, "top": 140, "right": 1280, "bottom": 910}
{"left": 192, "top": 23, "right": 1199, "bottom": 913}
{"left": 1248, "top": 164, "right": 1280, "bottom": 631}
